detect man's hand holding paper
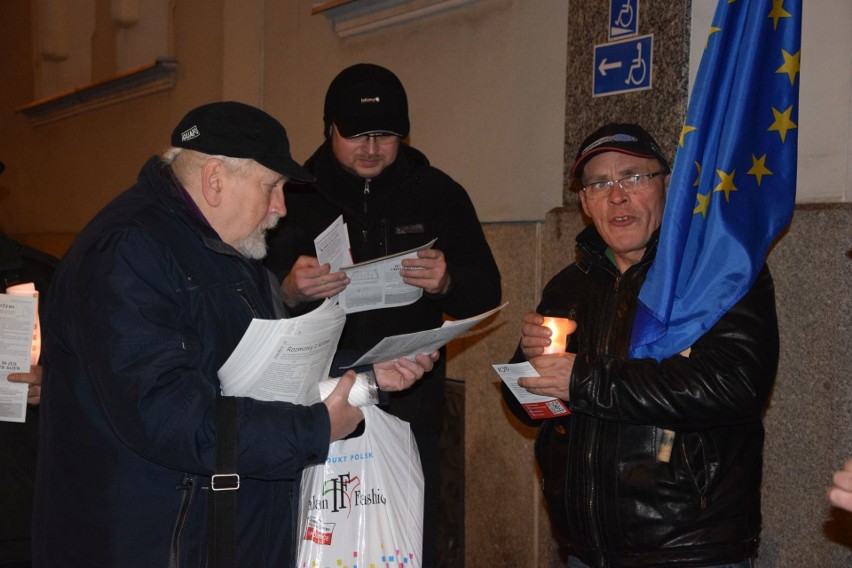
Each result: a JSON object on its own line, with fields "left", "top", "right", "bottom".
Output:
{"left": 293, "top": 216, "right": 444, "bottom": 314}
{"left": 6, "top": 365, "right": 43, "bottom": 406}
{"left": 492, "top": 362, "right": 569, "bottom": 420}
{"left": 374, "top": 351, "right": 439, "bottom": 392}
{"left": 519, "top": 353, "right": 574, "bottom": 402}
{"left": 280, "top": 255, "right": 350, "bottom": 308}
{"left": 400, "top": 248, "right": 451, "bottom": 296}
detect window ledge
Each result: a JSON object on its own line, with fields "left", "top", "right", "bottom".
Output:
{"left": 17, "top": 58, "right": 177, "bottom": 126}
{"left": 313, "top": 0, "right": 479, "bottom": 38}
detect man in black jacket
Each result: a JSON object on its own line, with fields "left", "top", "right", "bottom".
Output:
{"left": 0, "top": 160, "right": 59, "bottom": 568}
{"left": 265, "top": 64, "right": 502, "bottom": 567}
{"left": 514, "top": 124, "right": 778, "bottom": 567}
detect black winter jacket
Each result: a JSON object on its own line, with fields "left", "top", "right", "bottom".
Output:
{"left": 34, "top": 157, "right": 331, "bottom": 567}
{"left": 0, "top": 234, "right": 57, "bottom": 565}
{"left": 266, "top": 142, "right": 501, "bottom": 432}
{"left": 525, "top": 224, "right": 778, "bottom": 567}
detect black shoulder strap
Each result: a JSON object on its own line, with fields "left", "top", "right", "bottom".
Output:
{"left": 211, "top": 395, "right": 239, "bottom": 567}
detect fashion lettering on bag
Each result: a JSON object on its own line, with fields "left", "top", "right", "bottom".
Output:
{"left": 307, "top": 472, "right": 388, "bottom": 516}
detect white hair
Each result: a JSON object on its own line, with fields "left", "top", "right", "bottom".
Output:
{"left": 161, "top": 147, "right": 255, "bottom": 180}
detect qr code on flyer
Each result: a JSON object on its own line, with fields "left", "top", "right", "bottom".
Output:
{"left": 547, "top": 400, "right": 569, "bottom": 416}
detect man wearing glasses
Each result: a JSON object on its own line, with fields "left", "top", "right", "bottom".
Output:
{"left": 511, "top": 123, "right": 778, "bottom": 567}
{"left": 265, "top": 63, "right": 501, "bottom": 568}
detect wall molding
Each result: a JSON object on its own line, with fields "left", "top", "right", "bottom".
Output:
{"left": 313, "top": 0, "right": 479, "bottom": 38}
{"left": 17, "top": 57, "right": 177, "bottom": 126}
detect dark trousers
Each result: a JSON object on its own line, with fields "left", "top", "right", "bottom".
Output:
{"left": 413, "top": 429, "right": 441, "bottom": 568}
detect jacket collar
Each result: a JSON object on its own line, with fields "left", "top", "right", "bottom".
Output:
{"left": 576, "top": 223, "right": 661, "bottom": 275}
{"left": 140, "top": 157, "right": 245, "bottom": 259}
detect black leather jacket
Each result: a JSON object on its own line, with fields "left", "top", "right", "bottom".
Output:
{"left": 528, "top": 224, "right": 778, "bottom": 567}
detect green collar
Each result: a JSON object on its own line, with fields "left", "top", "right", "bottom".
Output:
{"left": 604, "top": 247, "right": 619, "bottom": 270}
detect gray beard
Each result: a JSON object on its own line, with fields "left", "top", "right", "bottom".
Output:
{"left": 233, "top": 213, "right": 280, "bottom": 259}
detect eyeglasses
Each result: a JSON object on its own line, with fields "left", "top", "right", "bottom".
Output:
{"left": 581, "top": 170, "right": 667, "bottom": 199}
{"left": 345, "top": 133, "right": 400, "bottom": 147}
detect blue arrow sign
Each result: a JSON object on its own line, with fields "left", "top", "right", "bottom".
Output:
{"left": 609, "top": 0, "right": 639, "bottom": 40}
{"left": 593, "top": 34, "right": 653, "bottom": 97}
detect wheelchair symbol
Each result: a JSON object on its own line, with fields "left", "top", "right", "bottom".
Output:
{"left": 626, "top": 41, "right": 647, "bottom": 85}
{"left": 615, "top": 0, "right": 634, "bottom": 29}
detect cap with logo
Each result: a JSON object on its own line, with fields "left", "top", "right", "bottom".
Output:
{"left": 571, "top": 123, "right": 669, "bottom": 182}
{"left": 170, "top": 101, "right": 314, "bottom": 183}
{"left": 323, "top": 63, "right": 410, "bottom": 139}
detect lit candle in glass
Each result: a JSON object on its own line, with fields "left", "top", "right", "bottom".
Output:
{"left": 541, "top": 316, "right": 577, "bottom": 354}
{"left": 5, "top": 283, "right": 40, "bottom": 366}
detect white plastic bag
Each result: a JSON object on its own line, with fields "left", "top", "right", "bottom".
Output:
{"left": 297, "top": 405, "right": 424, "bottom": 567}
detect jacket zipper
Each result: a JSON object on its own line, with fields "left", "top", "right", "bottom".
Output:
{"left": 360, "top": 178, "right": 372, "bottom": 241}
{"left": 362, "top": 178, "right": 371, "bottom": 214}
{"left": 169, "top": 475, "right": 197, "bottom": 568}
{"left": 587, "top": 270, "right": 623, "bottom": 557}
{"left": 236, "top": 284, "right": 260, "bottom": 317}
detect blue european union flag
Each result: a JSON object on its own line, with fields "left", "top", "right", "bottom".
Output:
{"left": 629, "top": 0, "right": 801, "bottom": 361}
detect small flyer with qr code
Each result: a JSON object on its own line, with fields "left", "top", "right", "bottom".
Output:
{"left": 492, "top": 362, "right": 570, "bottom": 420}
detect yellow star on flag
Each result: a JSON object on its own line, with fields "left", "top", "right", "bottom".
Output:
{"left": 693, "top": 191, "right": 711, "bottom": 219}
{"left": 768, "top": 105, "right": 797, "bottom": 142}
{"left": 679, "top": 125, "right": 698, "bottom": 147}
{"left": 768, "top": 0, "right": 792, "bottom": 31}
{"left": 693, "top": 161, "right": 702, "bottom": 187}
{"left": 776, "top": 49, "right": 800, "bottom": 85}
{"left": 748, "top": 154, "right": 773, "bottom": 186}
{"left": 713, "top": 169, "right": 737, "bottom": 202}
{"left": 707, "top": 27, "right": 721, "bottom": 48}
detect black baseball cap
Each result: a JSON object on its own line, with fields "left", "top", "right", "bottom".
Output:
{"left": 171, "top": 101, "right": 314, "bottom": 183}
{"left": 571, "top": 123, "right": 669, "bottom": 181}
{"left": 323, "top": 64, "right": 410, "bottom": 138}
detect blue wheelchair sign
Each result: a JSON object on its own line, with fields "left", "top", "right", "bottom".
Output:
{"left": 593, "top": 34, "right": 653, "bottom": 97}
{"left": 610, "top": 0, "right": 639, "bottom": 40}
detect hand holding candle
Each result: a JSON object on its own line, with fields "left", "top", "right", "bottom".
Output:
{"left": 541, "top": 316, "right": 577, "bottom": 354}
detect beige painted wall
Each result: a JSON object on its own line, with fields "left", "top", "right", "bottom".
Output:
{"left": 0, "top": 0, "right": 229, "bottom": 237}
{"left": 0, "top": 0, "right": 568, "bottom": 235}
{"left": 263, "top": 0, "right": 569, "bottom": 223}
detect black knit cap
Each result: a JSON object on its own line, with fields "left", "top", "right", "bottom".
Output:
{"left": 571, "top": 123, "right": 669, "bottom": 181}
{"left": 171, "top": 101, "right": 314, "bottom": 183}
{"left": 323, "top": 64, "right": 410, "bottom": 138}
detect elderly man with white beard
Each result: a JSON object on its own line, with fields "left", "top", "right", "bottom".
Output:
{"left": 32, "top": 102, "right": 437, "bottom": 568}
